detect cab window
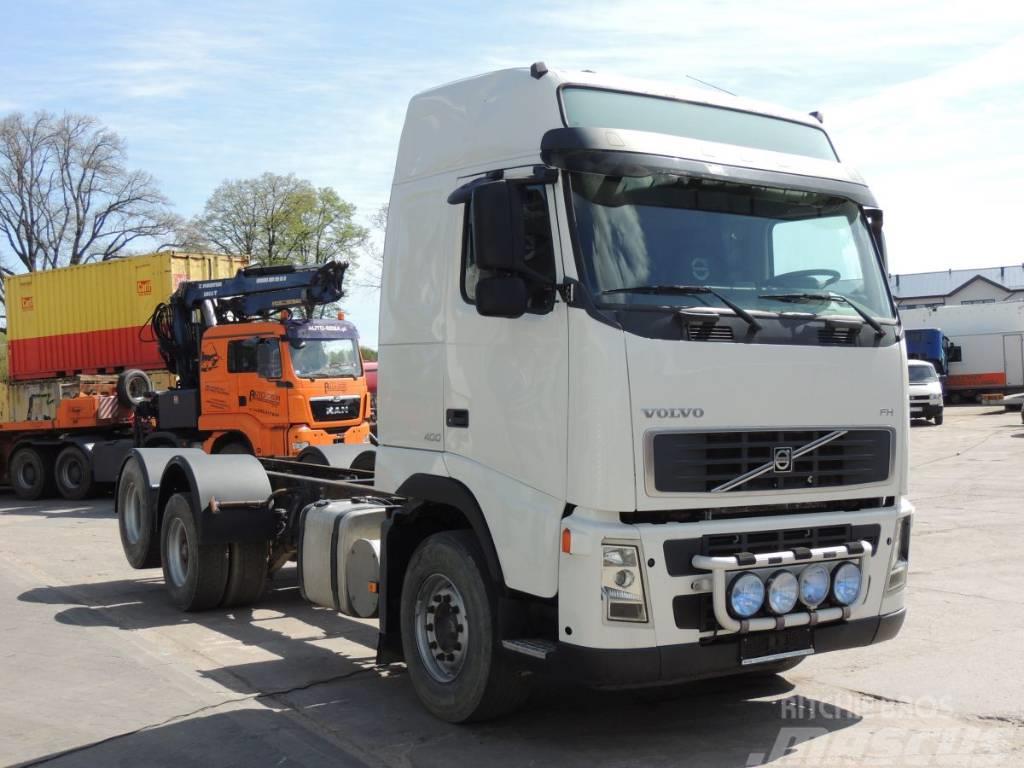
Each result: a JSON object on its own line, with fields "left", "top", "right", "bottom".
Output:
{"left": 227, "top": 340, "right": 258, "bottom": 373}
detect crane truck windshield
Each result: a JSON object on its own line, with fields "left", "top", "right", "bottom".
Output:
{"left": 289, "top": 337, "right": 362, "bottom": 379}
{"left": 568, "top": 172, "right": 895, "bottom": 322}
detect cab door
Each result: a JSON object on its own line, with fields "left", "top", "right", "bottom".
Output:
{"left": 201, "top": 335, "right": 289, "bottom": 455}
{"left": 444, "top": 174, "right": 569, "bottom": 500}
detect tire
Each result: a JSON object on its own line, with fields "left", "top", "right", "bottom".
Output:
{"left": 400, "top": 530, "right": 531, "bottom": 722}
{"left": 55, "top": 446, "right": 95, "bottom": 500}
{"left": 221, "top": 540, "right": 269, "bottom": 608}
{"left": 116, "top": 369, "right": 152, "bottom": 407}
{"left": 10, "top": 447, "right": 55, "bottom": 500}
{"left": 933, "top": 411, "right": 943, "bottom": 426}
{"left": 160, "top": 493, "right": 229, "bottom": 611}
{"left": 117, "top": 457, "right": 161, "bottom": 569}
{"left": 215, "top": 439, "right": 252, "bottom": 455}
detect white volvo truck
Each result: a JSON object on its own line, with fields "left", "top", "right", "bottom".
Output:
{"left": 115, "top": 64, "right": 912, "bottom": 722}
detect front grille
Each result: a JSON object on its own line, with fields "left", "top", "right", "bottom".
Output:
{"left": 910, "top": 395, "right": 930, "bottom": 403}
{"left": 818, "top": 327, "right": 858, "bottom": 345}
{"left": 310, "top": 396, "right": 361, "bottom": 422}
{"left": 650, "top": 429, "right": 892, "bottom": 493}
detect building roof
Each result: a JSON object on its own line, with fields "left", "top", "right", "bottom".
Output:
{"left": 889, "top": 265, "right": 1024, "bottom": 298}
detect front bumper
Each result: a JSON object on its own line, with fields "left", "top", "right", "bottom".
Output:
{"left": 910, "top": 399, "right": 942, "bottom": 418}
{"left": 556, "top": 608, "right": 905, "bottom": 688}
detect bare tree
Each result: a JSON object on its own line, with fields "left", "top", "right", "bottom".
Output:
{"left": 0, "top": 111, "right": 175, "bottom": 278}
{"left": 356, "top": 203, "right": 388, "bottom": 290}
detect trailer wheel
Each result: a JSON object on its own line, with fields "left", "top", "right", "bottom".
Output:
{"left": 117, "top": 457, "right": 161, "bottom": 568}
{"left": 161, "top": 493, "right": 229, "bottom": 611}
{"left": 10, "top": 447, "right": 54, "bottom": 500}
{"left": 400, "top": 530, "right": 530, "bottom": 722}
{"left": 55, "top": 446, "right": 95, "bottom": 500}
{"left": 221, "top": 540, "right": 269, "bottom": 608}
{"left": 116, "top": 369, "right": 152, "bottom": 407}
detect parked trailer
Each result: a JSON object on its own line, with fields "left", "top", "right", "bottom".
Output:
{"left": 117, "top": 64, "right": 912, "bottom": 722}
{"left": 900, "top": 303, "right": 1024, "bottom": 401}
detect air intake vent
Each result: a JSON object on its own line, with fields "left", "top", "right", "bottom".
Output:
{"left": 818, "top": 327, "right": 858, "bottom": 346}
{"left": 687, "top": 323, "right": 734, "bottom": 342}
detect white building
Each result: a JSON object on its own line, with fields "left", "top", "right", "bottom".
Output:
{"left": 890, "top": 265, "right": 1024, "bottom": 309}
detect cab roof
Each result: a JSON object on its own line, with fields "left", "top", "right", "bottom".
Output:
{"left": 393, "top": 65, "right": 865, "bottom": 188}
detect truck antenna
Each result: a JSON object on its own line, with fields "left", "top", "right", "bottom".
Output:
{"left": 685, "top": 74, "right": 736, "bottom": 96}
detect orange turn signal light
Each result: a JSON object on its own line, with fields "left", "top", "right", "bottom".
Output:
{"left": 367, "top": 581, "right": 379, "bottom": 594}
{"left": 561, "top": 528, "right": 572, "bottom": 554}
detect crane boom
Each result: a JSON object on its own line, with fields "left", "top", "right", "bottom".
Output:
{"left": 152, "top": 261, "right": 348, "bottom": 388}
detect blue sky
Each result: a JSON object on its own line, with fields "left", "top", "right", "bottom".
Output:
{"left": 3, "top": 1, "right": 1023, "bottom": 346}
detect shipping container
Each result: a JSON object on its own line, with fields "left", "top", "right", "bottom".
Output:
{"left": 5, "top": 252, "right": 246, "bottom": 381}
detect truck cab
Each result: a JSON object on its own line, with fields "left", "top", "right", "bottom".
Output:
{"left": 196, "top": 317, "right": 370, "bottom": 455}
{"left": 375, "top": 65, "right": 911, "bottom": 710}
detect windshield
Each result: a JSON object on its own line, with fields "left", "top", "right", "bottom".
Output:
{"left": 567, "top": 171, "right": 895, "bottom": 321}
{"left": 288, "top": 338, "right": 362, "bottom": 379}
{"left": 908, "top": 364, "right": 939, "bottom": 383}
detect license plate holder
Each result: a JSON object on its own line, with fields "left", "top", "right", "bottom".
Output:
{"left": 739, "top": 627, "right": 814, "bottom": 665}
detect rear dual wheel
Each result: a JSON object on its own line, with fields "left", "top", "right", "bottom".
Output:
{"left": 55, "top": 446, "right": 95, "bottom": 500}
{"left": 160, "top": 493, "right": 268, "bottom": 611}
{"left": 9, "top": 447, "right": 56, "bottom": 500}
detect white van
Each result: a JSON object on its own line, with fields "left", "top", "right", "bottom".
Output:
{"left": 909, "top": 360, "right": 943, "bottom": 424}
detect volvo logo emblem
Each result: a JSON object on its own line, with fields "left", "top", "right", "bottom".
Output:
{"left": 773, "top": 447, "right": 793, "bottom": 473}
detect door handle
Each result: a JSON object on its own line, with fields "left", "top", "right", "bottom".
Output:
{"left": 446, "top": 409, "right": 469, "bottom": 428}
{"left": 238, "top": 396, "right": 247, "bottom": 406}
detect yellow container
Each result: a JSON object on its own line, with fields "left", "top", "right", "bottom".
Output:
{"left": 5, "top": 252, "right": 246, "bottom": 380}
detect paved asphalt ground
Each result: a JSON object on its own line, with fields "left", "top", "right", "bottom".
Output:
{"left": 1, "top": 406, "right": 1023, "bottom": 767}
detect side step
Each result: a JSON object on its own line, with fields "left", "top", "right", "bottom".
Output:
{"left": 502, "top": 639, "right": 557, "bottom": 660}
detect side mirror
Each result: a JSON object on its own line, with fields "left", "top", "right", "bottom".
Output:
{"left": 475, "top": 276, "right": 528, "bottom": 318}
{"left": 471, "top": 180, "right": 525, "bottom": 272}
{"left": 256, "top": 340, "right": 282, "bottom": 379}
{"left": 947, "top": 344, "right": 963, "bottom": 364}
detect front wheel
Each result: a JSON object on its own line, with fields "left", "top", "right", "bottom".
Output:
{"left": 400, "top": 531, "right": 530, "bottom": 723}
{"left": 933, "top": 411, "right": 944, "bottom": 426}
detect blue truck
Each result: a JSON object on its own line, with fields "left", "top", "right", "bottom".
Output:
{"left": 904, "top": 328, "right": 961, "bottom": 377}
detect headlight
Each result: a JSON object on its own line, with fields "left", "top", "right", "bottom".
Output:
{"left": 766, "top": 570, "right": 799, "bottom": 615}
{"left": 602, "top": 544, "right": 647, "bottom": 622}
{"left": 799, "top": 564, "right": 830, "bottom": 608}
{"left": 831, "top": 562, "right": 862, "bottom": 605}
{"left": 728, "top": 572, "right": 765, "bottom": 619}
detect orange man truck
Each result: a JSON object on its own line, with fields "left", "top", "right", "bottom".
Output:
{"left": 1, "top": 256, "right": 371, "bottom": 500}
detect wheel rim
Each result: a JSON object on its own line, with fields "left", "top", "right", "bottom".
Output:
{"left": 165, "top": 517, "right": 190, "bottom": 587}
{"left": 414, "top": 573, "right": 469, "bottom": 683}
{"left": 128, "top": 376, "right": 147, "bottom": 400}
{"left": 59, "top": 455, "right": 83, "bottom": 489}
{"left": 123, "top": 481, "right": 143, "bottom": 544}
{"left": 19, "top": 460, "right": 38, "bottom": 487}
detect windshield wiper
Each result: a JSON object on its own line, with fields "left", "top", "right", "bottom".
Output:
{"left": 758, "top": 292, "right": 886, "bottom": 337}
{"left": 602, "top": 284, "right": 761, "bottom": 332}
